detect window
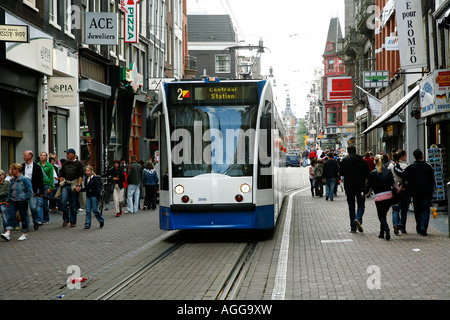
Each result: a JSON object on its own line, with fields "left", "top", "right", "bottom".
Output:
{"left": 216, "top": 54, "right": 231, "bottom": 73}
{"left": 327, "top": 107, "right": 337, "bottom": 125}
{"left": 347, "top": 106, "right": 355, "bottom": 123}
{"left": 328, "top": 60, "right": 334, "bottom": 72}
{"left": 338, "top": 60, "right": 344, "bottom": 72}
{"left": 23, "top": 0, "right": 39, "bottom": 12}
{"left": 49, "top": 0, "right": 59, "bottom": 26}
{"left": 64, "top": 0, "right": 74, "bottom": 36}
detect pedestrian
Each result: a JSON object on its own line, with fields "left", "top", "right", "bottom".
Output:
{"left": 49, "top": 156, "right": 62, "bottom": 212}
{"left": 339, "top": 145, "right": 370, "bottom": 233}
{"left": 104, "top": 159, "right": 126, "bottom": 217}
{"left": 394, "top": 149, "right": 435, "bottom": 236}
{"left": 59, "top": 148, "right": 84, "bottom": 227}
{"left": 302, "top": 148, "right": 310, "bottom": 167}
{"left": 366, "top": 155, "right": 395, "bottom": 240}
{"left": 126, "top": 155, "right": 143, "bottom": 214}
{"left": 79, "top": 166, "right": 104, "bottom": 229}
{"left": 143, "top": 161, "right": 159, "bottom": 210}
{"left": 308, "top": 148, "right": 317, "bottom": 161}
{"left": 364, "top": 152, "right": 375, "bottom": 172}
{"left": 323, "top": 152, "right": 339, "bottom": 201}
{"left": 38, "top": 152, "right": 54, "bottom": 224}
{"left": 21, "top": 150, "right": 45, "bottom": 230}
{"left": 388, "top": 150, "right": 411, "bottom": 234}
{"left": 1, "top": 163, "right": 33, "bottom": 241}
{"left": 0, "top": 169, "right": 11, "bottom": 232}
{"left": 314, "top": 158, "right": 324, "bottom": 197}
{"left": 309, "top": 158, "right": 317, "bottom": 197}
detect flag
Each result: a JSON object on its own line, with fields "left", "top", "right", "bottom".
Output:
{"left": 355, "top": 85, "right": 382, "bottom": 117}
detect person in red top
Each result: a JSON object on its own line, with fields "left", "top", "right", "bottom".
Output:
{"left": 364, "top": 152, "right": 375, "bottom": 172}
{"left": 309, "top": 148, "right": 317, "bottom": 160}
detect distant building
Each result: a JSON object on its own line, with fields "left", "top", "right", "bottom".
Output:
{"left": 187, "top": 14, "right": 239, "bottom": 79}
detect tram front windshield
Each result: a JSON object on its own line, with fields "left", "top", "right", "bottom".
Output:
{"left": 168, "top": 104, "right": 258, "bottom": 177}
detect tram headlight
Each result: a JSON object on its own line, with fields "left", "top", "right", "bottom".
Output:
{"left": 240, "top": 183, "right": 251, "bottom": 193}
{"left": 174, "top": 185, "right": 185, "bottom": 194}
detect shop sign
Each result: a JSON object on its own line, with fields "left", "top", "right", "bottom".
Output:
{"left": 0, "top": 24, "right": 29, "bottom": 43}
{"left": 84, "top": 12, "right": 118, "bottom": 45}
{"left": 420, "top": 69, "right": 450, "bottom": 117}
{"left": 363, "top": 71, "right": 389, "bottom": 88}
{"left": 395, "top": 0, "right": 427, "bottom": 69}
{"left": 327, "top": 77, "right": 352, "bottom": 101}
{"left": 434, "top": 69, "right": 450, "bottom": 113}
{"left": 384, "top": 37, "right": 399, "bottom": 51}
{"left": 119, "top": 0, "right": 143, "bottom": 43}
{"left": 4, "top": 13, "right": 53, "bottom": 75}
{"left": 47, "top": 77, "right": 77, "bottom": 106}
{"left": 126, "top": 63, "right": 143, "bottom": 92}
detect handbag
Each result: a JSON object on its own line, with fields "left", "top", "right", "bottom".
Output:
{"left": 392, "top": 182, "right": 404, "bottom": 204}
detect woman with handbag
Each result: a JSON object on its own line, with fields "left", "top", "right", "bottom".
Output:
{"left": 366, "top": 155, "right": 395, "bottom": 240}
{"left": 103, "top": 160, "right": 125, "bottom": 217}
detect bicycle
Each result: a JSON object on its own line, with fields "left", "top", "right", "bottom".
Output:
{"left": 98, "top": 177, "right": 109, "bottom": 216}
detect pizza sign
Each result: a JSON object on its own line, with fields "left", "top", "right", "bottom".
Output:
{"left": 120, "top": 0, "right": 143, "bottom": 43}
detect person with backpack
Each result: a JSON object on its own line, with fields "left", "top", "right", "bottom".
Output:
{"left": 143, "top": 161, "right": 159, "bottom": 210}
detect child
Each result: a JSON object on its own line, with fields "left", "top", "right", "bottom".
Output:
{"left": 80, "top": 166, "right": 104, "bottom": 229}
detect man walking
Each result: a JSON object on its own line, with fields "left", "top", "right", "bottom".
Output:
{"left": 339, "top": 145, "right": 370, "bottom": 233}
{"left": 395, "top": 149, "right": 435, "bottom": 236}
{"left": 59, "top": 149, "right": 84, "bottom": 227}
{"left": 22, "top": 150, "right": 45, "bottom": 230}
{"left": 127, "top": 155, "right": 143, "bottom": 214}
{"left": 38, "top": 152, "right": 54, "bottom": 224}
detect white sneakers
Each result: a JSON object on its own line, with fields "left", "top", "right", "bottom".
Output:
{"left": 18, "top": 234, "right": 28, "bottom": 241}
{"left": 1, "top": 232, "right": 28, "bottom": 241}
{"left": 1, "top": 232, "right": 10, "bottom": 241}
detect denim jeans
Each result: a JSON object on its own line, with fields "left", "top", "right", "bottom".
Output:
{"left": 325, "top": 178, "right": 336, "bottom": 200}
{"left": 346, "top": 190, "right": 365, "bottom": 231}
{"left": 144, "top": 185, "right": 157, "bottom": 209}
{"left": 6, "top": 200, "right": 29, "bottom": 232}
{"left": 61, "top": 185, "right": 79, "bottom": 224}
{"left": 85, "top": 196, "right": 104, "bottom": 227}
{"left": 127, "top": 184, "right": 140, "bottom": 213}
{"left": 412, "top": 196, "right": 432, "bottom": 233}
{"left": 29, "top": 195, "right": 43, "bottom": 225}
{"left": 392, "top": 193, "right": 411, "bottom": 232}
{"left": 42, "top": 184, "right": 50, "bottom": 223}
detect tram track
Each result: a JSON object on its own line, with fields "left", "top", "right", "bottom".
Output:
{"left": 94, "top": 239, "right": 259, "bottom": 300}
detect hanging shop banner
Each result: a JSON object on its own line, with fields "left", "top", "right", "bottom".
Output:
{"left": 119, "top": 0, "right": 143, "bottom": 43}
{"left": 420, "top": 69, "right": 450, "bottom": 117}
{"left": 420, "top": 74, "right": 435, "bottom": 117}
{"left": 84, "top": 12, "right": 118, "bottom": 45}
{"left": 327, "top": 77, "right": 352, "bottom": 101}
{"left": 395, "top": 0, "right": 427, "bottom": 69}
{"left": 434, "top": 69, "right": 450, "bottom": 114}
{"left": 385, "top": 36, "right": 399, "bottom": 51}
{"left": 48, "top": 77, "right": 77, "bottom": 106}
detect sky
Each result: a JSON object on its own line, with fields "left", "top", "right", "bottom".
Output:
{"left": 187, "top": 0, "right": 345, "bottom": 118}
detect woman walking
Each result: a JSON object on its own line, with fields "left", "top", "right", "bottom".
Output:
{"left": 104, "top": 160, "right": 126, "bottom": 217}
{"left": 366, "top": 155, "right": 395, "bottom": 240}
{"left": 1, "top": 164, "right": 33, "bottom": 241}
{"left": 309, "top": 159, "right": 317, "bottom": 197}
{"left": 80, "top": 166, "right": 104, "bottom": 229}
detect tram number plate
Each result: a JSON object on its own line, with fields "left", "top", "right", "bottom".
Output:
{"left": 198, "top": 198, "right": 207, "bottom": 202}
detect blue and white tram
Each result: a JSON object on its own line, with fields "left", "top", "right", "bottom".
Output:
{"left": 147, "top": 78, "right": 287, "bottom": 230}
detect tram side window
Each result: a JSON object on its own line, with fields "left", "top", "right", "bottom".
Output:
{"left": 258, "top": 114, "right": 272, "bottom": 189}
{"left": 160, "top": 115, "right": 169, "bottom": 190}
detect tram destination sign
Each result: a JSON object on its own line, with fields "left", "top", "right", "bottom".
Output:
{"left": 167, "top": 82, "right": 259, "bottom": 106}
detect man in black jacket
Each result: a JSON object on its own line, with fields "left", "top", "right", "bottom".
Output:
{"left": 323, "top": 152, "right": 339, "bottom": 201}
{"left": 394, "top": 149, "right": 435, "bottom": 235}
{"left": 339, "top": 145, "right": 370, "bottom": 233}
{"left": 22, "top": 150, "right": 45, "bottom": 230}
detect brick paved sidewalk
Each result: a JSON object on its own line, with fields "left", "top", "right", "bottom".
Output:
{"left": 285, "top": 182, "right": 449, "bottom": 300}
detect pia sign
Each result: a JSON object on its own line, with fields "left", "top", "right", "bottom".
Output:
{"left": 120, "top": 0, "right": 143, "bottom": 43}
